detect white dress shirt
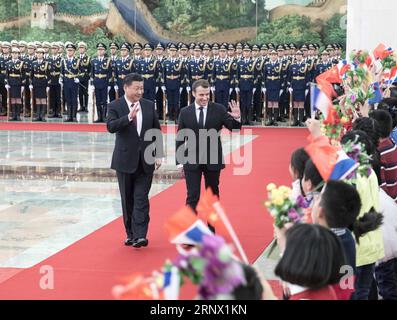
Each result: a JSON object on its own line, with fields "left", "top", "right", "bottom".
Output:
{"left": 195, "top": 102, "right": 208, "bottom": 126}
{"left": 125, "top": 96, "right": 142, "bottom": 136}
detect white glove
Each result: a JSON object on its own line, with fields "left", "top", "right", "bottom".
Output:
{"left": 279, "top": 89, "right": 284, "bottom": 96}
{"left": 89, "top": 85, "right": 95, "bottom": 93}
{"left": 107, "top": 86, "right": 111, "bottom": 92}
{"left": 46, "top": 86, "right": 50, "bottom": 92}
{"left": 162, "top": 86, "right": 166, "bottom": 92}
{"left": 229, "top": 88, "right": 233, "bottom": 95}
{"left": 155, "top": 87, "right": 159, "bottom": 94}
{"left": 179, "top": 87, "right": 183, "bottom": 94}
{"left": 211, "top": 86, "right": 215, "bottom": 92}
{"left": 288, "top": 88, "right": 293, "bottom": 94}
{"left": 29, "top": 85, "right": 33, "bottom": 90}
{"left": 262, "top": 88, "right": 267, "bottom": 95}
{"left": 74, "top": 78, "right": 80, "bottom": 84}
{"left": 114, "top": 85, "right": 119, "bottom": 91}
{"left": 305, "top": 89, "right": 309, "bottom": 97}
{"left": 235, "top": 87, "right": 240, "bottom": 94}
{"left": 253, "top": 88, "right": 256, "bottom": 94}
{"left": 58, "top": 79, "right": 63, "bottom": 85}
{"left": 5, "top": 85, "right": 10, "bottom": 90}
{"left": 186, "top": 86, "right": 191, "bottom": 92}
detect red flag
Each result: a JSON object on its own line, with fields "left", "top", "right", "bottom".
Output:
{"left": 113, "top": 273, "right": 156, "bottom": 300}
{"left": 305, "top": 135, "right": 338, "bottom": 181}
{"left": 317, "top": 78, "right": 336, "bottom": 99}
{"left": 365, "top": 55, "right": 372, "bottom": 67}
{"left": 317, "top": 66, "right": 342, "bottom": 84}
{"left": 373, "top": 43, "right": 386, "bottom": 60}
{"left": 389, "top": 66, "right": 397, "bottom": 79}
{"left": 339, "top": 63, "right": 351, "bottom": 76}
{"left": 197, "top": 188, "right": 231, "bottom": 241}
{"left": 164, "top": 206, "right": 198, "bottom": 242}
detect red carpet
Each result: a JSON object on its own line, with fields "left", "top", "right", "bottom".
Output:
{"left": 0, "top": 128, "right": 307, "bottom": 299}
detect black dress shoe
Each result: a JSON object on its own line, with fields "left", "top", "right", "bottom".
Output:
{"left": 124, "top": 238, "right": 134, "bottom": 246}
{"left": 132, "top": 238, "right": 149, "bottom": 248}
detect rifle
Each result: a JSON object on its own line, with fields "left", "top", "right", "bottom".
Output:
{"left": 163, "top": 89, "right": 167, "bottom": 124}
{"left": 60, "top": 82, "right": 64, "bottom": 116}
{"left": 6, "top": 87, "right": 10, "bottom": 121}
{"left": 22, "top": 86, "right": 26, "bottom": 119}
{"left": 115, "top": 87, "right": 119, "bottom": 100}
{"left": 30, "top": 87, "right": 34, "bottom": 122}
{"left": 187, "top": 90, "right": 191, "bottom": 106}
{"left": 92, "top": 88, "right": 96, "bottom": 123}
{"left": 262, "top": 90, "right": 267, "bottom": 127}
{"left": 289, "top": 90, "right": 293, "bottom": 127}
{"left": 46, "top": 86, "right": 50, "bottom": 119}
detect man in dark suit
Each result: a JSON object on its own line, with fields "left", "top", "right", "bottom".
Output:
{"left": 176, "top": 79, "right": 242, "bottom": 214}
{"left": 107, "top": 73, "right": 164, "bottom": 248}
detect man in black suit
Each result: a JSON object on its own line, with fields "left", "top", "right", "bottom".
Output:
{"left": 107, "top": 73, "right": 164, "bottom": 248}
{"left": 176, "top": 79, "right": 242, "bottom": 213}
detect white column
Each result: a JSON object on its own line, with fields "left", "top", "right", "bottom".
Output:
{"left": 347, "top": 0, "right": 397, "bottom": 54}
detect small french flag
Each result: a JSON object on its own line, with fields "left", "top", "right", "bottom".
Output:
{"left": 329, "top": 150, "right": 359, "bottom": 181}
{"left": 165, "top": 206, "right": 213, "bottom": 246}
{"left": 311, "top": 84, "right": 333, "bottom": 119}
{"left": 163, "top": 266, "right": 180, "bottom": 300}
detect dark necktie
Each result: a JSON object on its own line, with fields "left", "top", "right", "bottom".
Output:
{"left": 198, "top": 107, "right": 204, "bottom": 129}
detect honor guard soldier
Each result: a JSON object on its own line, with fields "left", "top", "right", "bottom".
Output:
{"left": 211, "top": 43, "right": 235, "bottom": 109}
{"left": 114, "top": 42, "right": 135, "bottom": 98}
{"left": 287, "top": 50, "right": 310, "bottom": 126}
{"left": 235, "top": 43, "right": 243, "bottom": 62}
{"left": 91, "top": 42, "right": 112, "bottom": 123}
{"left": 108, "top": 42, "right": 119, "bottom": 102}
{"left": 30, "top": 48, "right": 50, "bottom": 121}
{"left": 19, "top": 41, "right": 28, "bottom": 60}
{"left": 0, "top": 42, "right": 11, "bottom": 115}
{"left": 314, "top": 50, "right": 332, "bottom": 80}
{"left": 5, "top": 47, "right": 26, "bottom": 121}
{"left": 178, "top": 43, "right": 190, "bottom": 110}
{"left": 252, "top": 44, "right": 264, "bottom": 122}
{"left": 236, "top": 44, "right": 256, "bottom": 125}
{"left": 48, "top": 42, "right": 62, "bottom": 118}
{"left": 132, "top": 42, "right": 143, "bottom": 62}
{"left": 263, "top": 49, "right": 283, "bottom": 126}
{"left": 162, "top": 43, "right": 185, "bottom": 121}
{"left": 10, "top": 40, "right": 19, "bottom": 51}
{"left": 42, "top": 42, "right": 51, "bottom": 60}
{"left": 61, "top": 43, "right": 81, "bottom": 122}
{"left": 136, "top": 43, "right": 161, "bottom": 103}
{"left": 212, "top": 43, "right": 220, "bottom": 61}
{"left": 260, "top": 44, "right": 269, "bottom": 63}
{"left": 326, "top": 45, "right": 338, "bottom": 66}
{"left": 186, "top": 44, "right": 208, "bottom": 102}
{"left": 155, "top": 42, "right": 166, "bottom": 119}
{"left": 77, "top": 42, "right": 91, "bottom": 112}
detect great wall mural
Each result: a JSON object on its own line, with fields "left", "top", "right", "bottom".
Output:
{"left": 0, "top": 0, "right": 347, "bottom": 47}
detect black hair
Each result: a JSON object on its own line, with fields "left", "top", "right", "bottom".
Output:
{"left": 352, "top": 117, "right": 381, "bottom": 148}
{"left": 303, "top": 159, "right": 324, "bottom": 191}
{"left": 390, "top": 85, "right": 397, "bottom": 98}
{"left": 370, "top": 110, "right": 393, "bottom": 138}
{"left": 341, "top": 130, "right": 381, "bottom": 185}
{"left": 192, "top": 79, "right": 210, "bottom": 92}
{"left": 290, "top": 148, "right": 310, "bottom": 180}
{"left": 232, "top": 264, "right": 263, "bottom": 300}
{"left": 320, "top": 180, "right": 383, "bottom": 243}
{"left": 377, "top": 98, "right": 397, "bottom": 128}
{"left": 123, "top": 73, "right": 143, "bottom": 87}
{"left": 275, "top": 224, "right": 346, "bottom": 290}
{"left": 320, "top": 180, "right": 362, "bottom": 229}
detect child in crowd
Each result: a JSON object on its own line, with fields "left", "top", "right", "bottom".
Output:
{"left": 275, "top": 224, "right": 346, "bottom": 300}
{"left": 289, "top": 148, "right": 310, "bottom": 201}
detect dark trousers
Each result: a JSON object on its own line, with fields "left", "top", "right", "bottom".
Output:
{"left": 109, "top": 84, "right": 116, "bottom": 102}
{"left": 155, "top": 88, "right": 164, "bottom": 119}
{"left": 352, "top": 263, "right": 377, "bottom": 300}
{"left": 144, "top": 88, "right": 156, "bottom": 103}
{"left": 184, "top": 165, "right": 220, "bottom": 211}
{"left": 180, "top": 87, "right": 188, "bottom": 110}
{"left": 64, "top": 83, "right": 78, "bottom": 119}
{"left": 215, "top": 89, "right": 230, "bottom": 109}
{"left": 375, "top": 258, "right": 397, "bottom": 300}
{"left": 78, "top": 79, "right": 89, "bottom": 110}
{"left": 0, "top": 82, "right": 6, "bottom": 113}
{"left": 253, "top": 85, "right": 262, "bottom": 121}
{"left": 116, "top": 161, "right": 154, "bottom": 240}
{"left": 95, "top": 87, "right": 108, "bottom": 121}
{"left": 50, "top": 84, "right": 61, "bottom": 116}
{"left": 167, "top": 88, "right": 180, "bottom": 121}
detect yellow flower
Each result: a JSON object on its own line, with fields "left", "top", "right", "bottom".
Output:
{"left": 271, "top": 189, "right": 282, "bottom": 199}
{"left": 273, "top": 197, "right": 284, "bottom": 206}
{"left": 267, "top": 183, "right": 277, "bottom": 192}
{"left": 341, "top": 117, "right": 349, "bottom": 124}
{"left": 265, "top": 201, "right": 272, "bottom": 208}
{"left": 279, "top": 186, "right": 292, "bottom": 197}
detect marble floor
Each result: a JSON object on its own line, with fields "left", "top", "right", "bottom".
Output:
{"left": 0, "top": 130, "right": 255, "bottom": 268}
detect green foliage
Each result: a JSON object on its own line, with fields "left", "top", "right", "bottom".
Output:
{"left": 322, "top": 14, "right": 347, "bottom": 48}
{"left": 1, "top": 21, "right": 125, "bottom": 56}
{"left": 0, "top": 0, "right": 105, "bottom": 20}
{"left": 153, "top": 0, "right": 267, "bottom": 36}
{"left": 256, "top": 15, "right": 322, "bottom": 46}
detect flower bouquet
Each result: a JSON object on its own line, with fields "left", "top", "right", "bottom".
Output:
{"left": 342, "top": 136, "right": 372, "bottom": 181}
{"left": 264, "top": 184, "right": 304, "bottom": 229}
